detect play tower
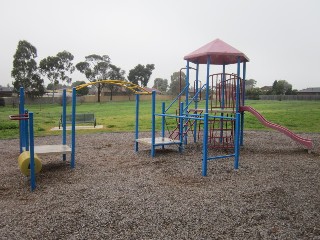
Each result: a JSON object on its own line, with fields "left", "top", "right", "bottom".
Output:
{"left": 136, "top": 38, "right": 313, "bottom": 175}
{"left": 136, "top": 39, "right": 248, "bottom": 175}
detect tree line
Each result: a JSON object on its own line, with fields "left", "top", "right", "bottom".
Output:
{"left": 13, "top": 40, "right": 294, "bottom": 102}
{"left": 11, "top": 40, "right": 155, "bottom": 102}
{"left": 245, "top": 79, "right": 298, "bottom": 100}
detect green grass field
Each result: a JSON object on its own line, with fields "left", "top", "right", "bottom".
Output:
{"left": 0, "top": 100, "right": 319, "bottom": 140}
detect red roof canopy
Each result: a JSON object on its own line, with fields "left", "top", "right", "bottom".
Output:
{"left": 184, "top": 38, "right": 249, "bottom": 65}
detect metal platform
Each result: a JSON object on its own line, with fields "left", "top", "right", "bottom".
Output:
{"left": 34, "top": 145, "right": 72, "bottom": 154}
{"left": 136, "top": 137, "right": 181, "bottom": 146}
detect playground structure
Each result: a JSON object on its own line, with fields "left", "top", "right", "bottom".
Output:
{"left": 10, "top": 87, "right": 77, "bottom": 191}
{"left": 136, "top": 38, "right": 313, "bottom": 176}
{"left": 11, "top": 81, "right": 151, "bottom": 191}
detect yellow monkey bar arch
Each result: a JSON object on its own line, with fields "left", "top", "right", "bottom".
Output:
{"left": 75, "top": 80, "right": 152, "bottom": 95}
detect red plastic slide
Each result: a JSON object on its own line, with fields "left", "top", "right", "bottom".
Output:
{"left": 240, "top": 106, "right": 313, "bottom": 150}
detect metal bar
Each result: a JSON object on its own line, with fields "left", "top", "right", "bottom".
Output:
{"left": 202, "top": 113, "right": 208, "bottom": 176}
{"left": 207, "top": 154, "right": 235, "bottom": 161}
{"left": 19, "top": 87, "right": 24, "bottom": 153}
{"left": 29, "top": 112, "right": 36, "bottom": 191}
{"left": 151, "top": 91, "right": 156, "bottom": 157}
{"left": 205, "top": 56, "right": 210, "bottom": 114}
{"left": 185, "top": 61, "right": 189, "bottom": 113}
{"left": 234, "top": 113, "right": 240, "bottom": 169}
{"left": 236, "top": 57, "right": 241, "bottom": 113}
{"left": 62, "top": 89, "right": 67, "bottom": 160}
{"left": 222, "top": 65, "right": 225, "bottom": 108}
{"left": 161, "top": 102, "right": 165, "bottom": 150}
{"left": 179, "top": 102, "right": 184, "bottom": 153}
{"left": 155, "top": 113, "right": 235, "bottom": 121}
{"left": 135, "top": 94, "right": 139, "bottom": 152}
{"left": 24, "top": 110, "right": 29, "bottom": 151}
{"left": 194, "top": 63, "right": 199, "bottom": 143}
{"left": 165, "top": 84, "right": 189, "bottom": 113}
{"left": 240, "top": 62, "right": 246, "bottom": 146}
{"left": 71, "top": 87, "right": 76, "bottom": 168}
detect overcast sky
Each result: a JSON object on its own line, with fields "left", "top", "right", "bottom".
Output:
{"left": 1, "top": 0, "right": 319, "bottom": 90}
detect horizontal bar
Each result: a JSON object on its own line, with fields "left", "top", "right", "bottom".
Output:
{"left": 207, "top": 154, "right": 235, "bottom": 161}
{"left": 155, "top": 113, "right": 236, "bottom": 121}
{"left": 9, "top": 114, "right": 29, "bottom": 120}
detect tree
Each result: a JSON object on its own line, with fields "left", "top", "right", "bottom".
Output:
{"left": 245, "top": 88, "right": 261, "bottom": 100}
{"left": 168, "top": 71, "right": 186, "bottom": 96}
{"left": 152, "top": 78, "right": 168, "bottom": 93}
{"left": 127, "top": 64, "right": 155, "bottom": 87}
{"left": 11, "top": 40, "right": 45, "bottom": 98}
{"left": 271, "top": 80, "right": 292, "bottom": 95}
{"left": 106, "top": 64, "right": 126, "bottom": 101}
{"left": 76, "top": 54, "right": 110, "bottom": 102}
{"left": 46, "top": 83, "right": 65, "bottom": 90}
{"left": 39, "top": 51, "right": 75, "bottom": 102}
{"left": 245, "top": 79, "right": 257, "bottom": 90}
{"left": 71, "top": 81, "right": 89, "bottom": 96}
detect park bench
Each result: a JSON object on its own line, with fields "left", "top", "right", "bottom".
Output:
{"left": 59, "top": 113, "right": 96, "bottom": 129}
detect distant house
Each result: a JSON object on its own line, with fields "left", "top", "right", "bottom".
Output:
{"left": 298, "top": 87, "right": 320, "bottom": 95}
{"left": 0, "top": 86, "right": 13, "bottom": 97}
{"left": 143, "top": 87, "right": 162, "bottom": 94}
{"left": 260, "top": 86, "right": 272, "bottom": 93}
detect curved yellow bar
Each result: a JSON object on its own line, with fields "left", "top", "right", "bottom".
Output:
{"left": 73, "top": 80, "right": 152, "bottom": 95}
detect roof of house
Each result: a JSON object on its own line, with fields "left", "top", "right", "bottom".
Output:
{"left": 143, "top": 87, "right": 161, "bottom": 94}
{"left": 298, "top": 87, "right": 320, "bottom": 93}
{"left": 0, "top": 86, "right": 13, "bottom": 92}
{"left": 184, "top": 38, "right": 249, "bottom": 65}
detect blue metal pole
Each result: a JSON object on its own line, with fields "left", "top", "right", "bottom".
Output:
{"left": 62, "top": 89, "right": 67, "bottom": 160}
{"left": 161, "top": 102, "right": 165, "bottom": 150}
{"left": 222, "top": 64, "right": 226, "bottom": 109}
{"left": 151, "top": 91, "right": 156, "bottom": 157}
{"left": 234, "top": 113, "right": 240, "bottom": 169}
{"left": 220, "top": 65, "right": 226, "bottom": 144}
{"left": 179, "top": 102, "right": 184, "bottom": 153}
{"left": 135, "top": 94, "right": 140, "bottom": 152}
{"left": 25, "top": 110, "right": 29, "bottom": 151}
{"left": 236, "top": 57, "right": 241, "bottom": 113}
{"left": 185, "top": 61, "right": 190, "bottom": 111}
{"left": 29, "top": 112, "right": 36, "bottom": 191}
{"left": 194, "top": 63, "right": 199, "bottom": 143}
{"left": 71, "top": 87, "right": 76, "bottom": 168}
{"left": 240, "top": 62, "right": 246, "bottom": 146}
{"left": 184, "top": 61, "right": 190, "bottom": 145}
{"left": 202, "top": 113, "right": 208, "bottom": 176}
{"left": 19, "top": 87, "right": 24, "bottom": 153}
{"left": 205, "top": 56, "right": 211, "bottom": 114}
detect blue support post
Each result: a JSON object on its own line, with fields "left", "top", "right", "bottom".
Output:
{"left": 29, "top": 112, "right": 36, "bottom": 191}
{"left": 234, "top": 113, "right": 240, "bottom": 169}
{"left": 205, "top": 56, "right": 211, "bottom": 113}
{"left": 193, "top": 63, "right": 199, "bottom": 143}
{"left": 220, "top": 65, "right": 226, "bottom": 143}
{"left": 135, "top": 94, "right": 140, "bottom": 152}
{"left": 221, "top": 64, "right": 226, "bottom": 108}
{"left": 70, "top": 87, "right": 76, "bottom": 169}
{"left": 19, "top": 87, "right": 24, "bottom": 153}
{"left": 25, "top": 110, "right": 29, "bottom": 151}
{"left": 179, "top": 102, "right": 184, "bottom": 153}
{"left": 236, "top": 57, "right": 241, "bottom": 113}
{"left": 161, "top": 102, "right": 165, "bottom": 149}
{"left": 240, "top": 62, "right": 246, "bottom": 146}
{"left": 202, "top": 113, "right": 209, "bottom": 176}
{"left": 62, "top": 89, "right": 67, "bottom": 160}
{"left": 185, "top": 61, "right": 190, "bottom": 110}
{"left": 184, "top": 61, "right": 190, "bottom": 145}
{"left": 151, "top": 91, "right": 156, "bottom": 157}
{"left": 235, "top": 57, "right": 241, "bottom": 150}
